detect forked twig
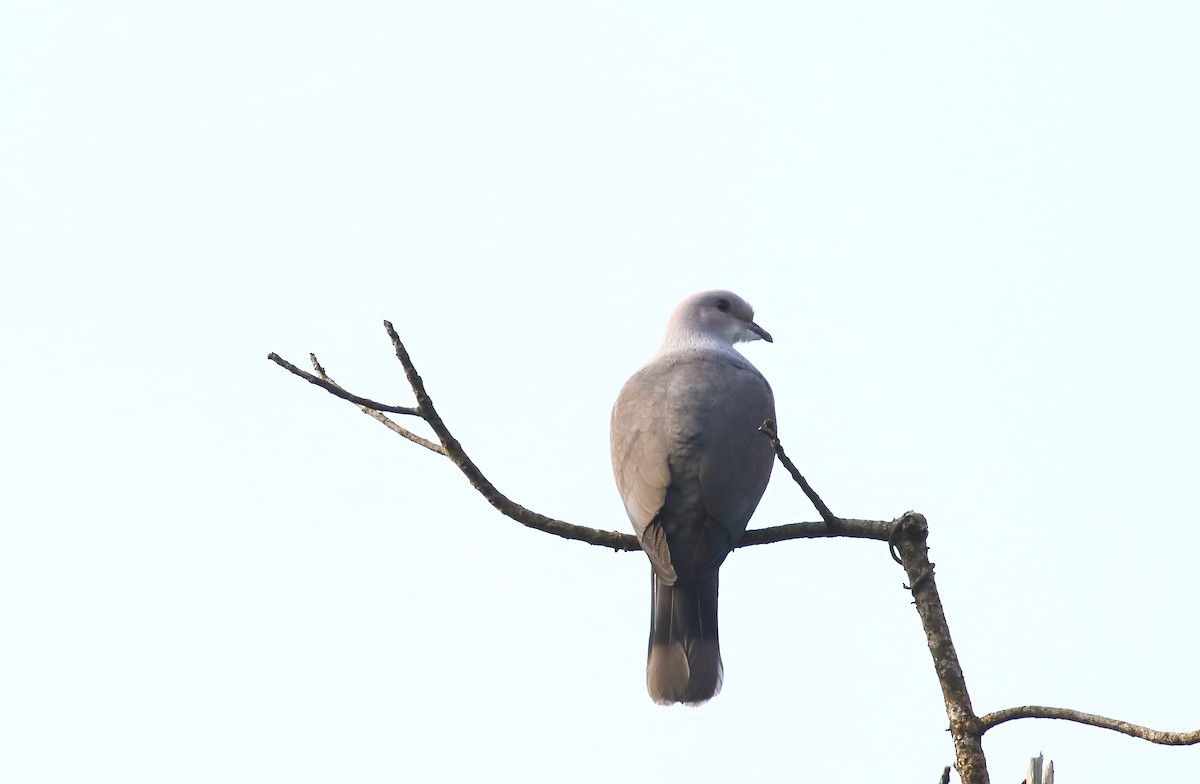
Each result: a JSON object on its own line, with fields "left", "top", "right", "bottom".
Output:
{"left": 268, "top": 351, "right": 444, "bottom": 455}
{"left": 267, "top": 352, "right": 420, "bottom": 416}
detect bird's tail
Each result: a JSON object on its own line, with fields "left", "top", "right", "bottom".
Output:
{"left": 646, "top": 572, "right": 722, "bottom": 706}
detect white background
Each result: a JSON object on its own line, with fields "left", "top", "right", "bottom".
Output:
{"left": 3, "top": 2, "right": 1197, "bottom": 781}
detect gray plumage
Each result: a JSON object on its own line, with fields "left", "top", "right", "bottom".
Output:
{"left": 610, "top": 290, "right": 775, "bottom": 705}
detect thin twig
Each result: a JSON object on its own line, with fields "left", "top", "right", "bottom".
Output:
{"left": 269, "top": 351, "right": 446, "bottom": 455}
{"left": 305, "top": 352, "right": 446, "bottom": 455}
{"left": 361, "top": 410, "right": 449, "bottom": 454}
{"left": 758, "top": 419, "right": 839, "bottom": 525}
{"left": 267, "top": 352, "right": 421, "bottom": 416}
{"left": 937, "top": 766, "right": 952, "bottom": 784}
{"left": 979, "top": 706, "right": 1200, "bottom": 746}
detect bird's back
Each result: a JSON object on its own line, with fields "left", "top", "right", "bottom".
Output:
{"left": 611, "top": 347, "right": 775, "bottom": 582}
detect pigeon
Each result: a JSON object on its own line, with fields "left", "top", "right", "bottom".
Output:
{"left": 611, "top": 290, "right": 775, "bottom": 705}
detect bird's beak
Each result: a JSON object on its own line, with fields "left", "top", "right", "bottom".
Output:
{"left": 748, "top": 321, "right": 773, "bottom": 343}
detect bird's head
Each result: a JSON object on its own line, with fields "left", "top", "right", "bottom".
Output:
{"left": 668, "top": 290, "right": 773, "bottom": 347}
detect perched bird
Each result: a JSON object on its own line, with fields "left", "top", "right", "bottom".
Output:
{"left": 610, "top": 290, "right": 776, "bottom": 705}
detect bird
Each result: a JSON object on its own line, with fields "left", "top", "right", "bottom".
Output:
{"left": 610, "top": 290, "right": 776, "bottom": 705}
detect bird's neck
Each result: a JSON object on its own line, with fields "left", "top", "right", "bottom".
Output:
{"left": 656, "top": 329, "right": 745, "bottom": 362}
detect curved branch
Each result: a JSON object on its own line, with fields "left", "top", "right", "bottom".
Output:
{"left": 979, "top": 706, "right": 1200, "bottom": 746}
{"left": 374, "top": 321, "right": 639, "bottom": 549}
{"left": 270, "top": 325, "right": 896, "bottom": 552}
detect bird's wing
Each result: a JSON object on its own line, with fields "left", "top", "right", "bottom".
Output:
{"left": 611, "top": 363, "right": 674, "bottom": 574}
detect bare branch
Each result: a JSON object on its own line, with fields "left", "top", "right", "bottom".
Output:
{"left": 270, "top": 325, "right": 1200, "bottom": 779}
{"left": 937, "top": 766, "right": 952, "bottom": 784}
{"left": 270, "top": 328, "right": 898, "bottom": 552}
{"left": 269, "top": 351, "right": 445, "bottom": 455}
{"left": 892, "top": 512, "right": 990, "bottom": 784}
{"left": 309, "top": 353, "right": 447, "bottom": 456}
{"left": 758, "top": 419, "right": 839, "bottom": 525}
{"left": 365, "top": 322, "right": 637, "bottom": 549}
{"left": 267, "top": 352, "right": 421, "bottom": 416}
{"left": 740, "top": 518, "right": 892, "bottom": 546}
{"left": 355, "top": 408, "right": 448, "bottom": 455}
{"left": 979, "top": 706, "right": 1200, "bottom": 746}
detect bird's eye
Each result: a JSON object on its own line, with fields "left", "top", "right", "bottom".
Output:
{"left": 715, "top": 299, "right": 731, "bottom": 312}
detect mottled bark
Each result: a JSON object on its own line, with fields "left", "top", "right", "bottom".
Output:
{"left": 891, "top": 512, "right": 989, "bottom": 784}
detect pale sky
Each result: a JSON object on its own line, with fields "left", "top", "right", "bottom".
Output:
{"left": 3, "top": 2, "right": 1198, "bottom": 782}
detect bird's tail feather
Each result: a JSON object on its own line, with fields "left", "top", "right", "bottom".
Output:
{"left": 646, "top": 572, "right": 722, "bottom": 705}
